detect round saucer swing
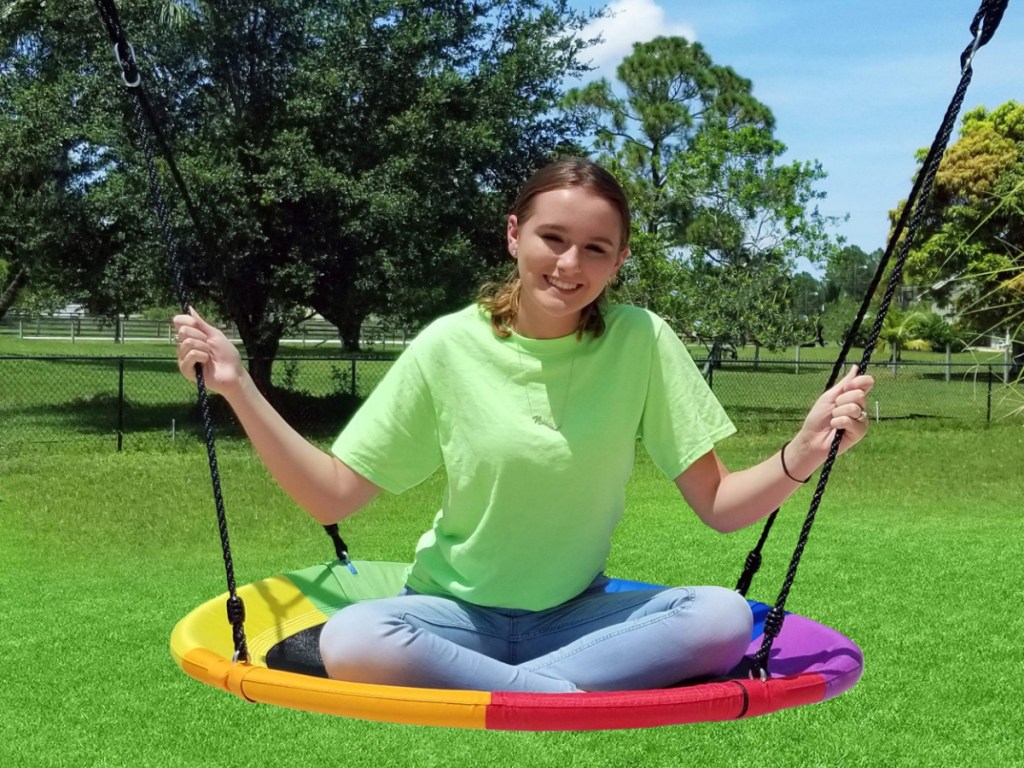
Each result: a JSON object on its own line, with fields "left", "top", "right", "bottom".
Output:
{"left": 170, "top": 560, "right": 862, "bottom": 730}
{"left": 94, "top": 0, "right": 1008, "bottom": 731}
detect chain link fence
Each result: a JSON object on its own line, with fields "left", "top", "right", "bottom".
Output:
{"left": 0, "top": 354, "right": 1020, "bottom": 453}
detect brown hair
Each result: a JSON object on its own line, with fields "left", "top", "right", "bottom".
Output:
{"left": 479, "top": 157, "right": 631, "bottom": 339}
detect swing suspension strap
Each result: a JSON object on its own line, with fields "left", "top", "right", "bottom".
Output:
{"left": 93, "top": 0, "right": 361, "bottom": 661}
{"left": 92, "top": 0, "right": 252, "bottom": 662}
{"left": 741, "top": 0, "right": 1010, "bottom": 678}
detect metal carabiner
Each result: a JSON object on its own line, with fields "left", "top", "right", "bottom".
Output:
{"left": 961, "top": 17, "right": 986, "bottom": 74}
{"left": 112, "top": 41, "right": 141, "bottom": 88}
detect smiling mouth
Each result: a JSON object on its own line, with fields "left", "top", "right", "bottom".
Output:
{"left": 545, "top": 275, "right": 582, "bottom": 293}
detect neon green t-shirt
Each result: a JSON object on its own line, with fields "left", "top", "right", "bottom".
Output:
{"left": 331, "top": 303, "right": 735, "bottom": 610}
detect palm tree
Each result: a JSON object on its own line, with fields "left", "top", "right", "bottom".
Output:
{"left": 878, "top": 309, "right": 930, "bottom": 376}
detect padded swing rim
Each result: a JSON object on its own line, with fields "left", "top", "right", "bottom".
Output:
{"left": 170, "top": 561, "right": 862, "bottom": 730}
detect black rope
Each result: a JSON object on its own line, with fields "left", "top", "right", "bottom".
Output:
{"left": 746, "top": 0, "right": 1009, "bottom": 678}
{"left": 93, "top": 0, "right": 250, "bottom": 663}
{"left": 324, "top": 524, "right": 359, "bottom": 575}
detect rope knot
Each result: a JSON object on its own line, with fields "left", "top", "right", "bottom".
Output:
{"left": 763, "top": 606, "right": 786, "bottom": 639}
{"left": 225, "top": 595, "right": 246, "bottom": 625}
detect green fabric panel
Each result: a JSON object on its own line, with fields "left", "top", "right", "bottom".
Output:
{"left": 284, "top": 560, "right": 409, "bottom": 617}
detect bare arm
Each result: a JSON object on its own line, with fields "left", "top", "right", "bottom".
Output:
{"left": 676, "top": 365, "right": 874, "bottom": 533}
{"left": 175, "top": 310, "right": 379, "bottom": 524}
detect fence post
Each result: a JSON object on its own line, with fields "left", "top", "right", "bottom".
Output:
{"left": 71, "top": 319, "right": 76, "bottom": 344}
{"left": 795, "top": 345, "right": 800, "bottom": 375}
{"left": 19, "top": 319, "right": 23, "bottom": 338}
{"left": 117, "top": 357, "right": 125, "bottom": 452}
{"left": 987, "top": 365, "right": 992, "bottom": 423}
{"left": 350, "top": 359, "right": 357, "bottom": 397}
{"left": 945, "top": 345, "right": 951, "bottom": 383}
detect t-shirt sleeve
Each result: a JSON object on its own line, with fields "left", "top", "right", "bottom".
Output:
{"left": 639, "top": 321, "right": 736, "bottom": 480}
{"left": 330, "top": 345, "right": 443, "bottom": 494}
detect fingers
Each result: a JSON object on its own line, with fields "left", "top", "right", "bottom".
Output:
{"left": 827, "top": 367, "right": 873, "bottom": 434}
{"left": 831, "top": 402, "right": 869, "bottom": 431}
{"left": 176, "top": 336, "right": 209, "bottom": 381}
{"left": 829, "top": 365, "right": 874, "bottom": 395}
{"left": 172, "top": 310, "right": 212, "bottom": 382}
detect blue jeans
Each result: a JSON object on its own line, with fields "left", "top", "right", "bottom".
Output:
{"left": 319, "top": 576, "right": 753, "bottom": 693}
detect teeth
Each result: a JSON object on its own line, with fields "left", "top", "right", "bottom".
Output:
{"left": 547, "top": 276, "right": 579, "bottom": 291}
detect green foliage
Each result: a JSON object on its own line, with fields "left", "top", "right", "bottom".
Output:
{"left": 790, "top": 271, "right": 825, "bottom": 319}
{"left": 913, "top": 309, "right": 963, "bottom": 352}
{"left": 823, "top": 245, "right": 881, "bottom": 304}
{"left": 0, "top": 1, "right": 131, "bottom": 319}
{"left": 820, "top": 295, "right": 871, "bottom": 347}
{"left": 902, "top": 100, "right": 1024, "bottom": 370}
{"left": 876, "top": 309, "right": 930, "bottom": 360}
{"left": 0, "top": 1, "right": 601, "bottom": 389}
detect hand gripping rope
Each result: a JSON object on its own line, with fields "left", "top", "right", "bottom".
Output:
{"left": 737, "top": 0, "right": 1009, "bottom": 678}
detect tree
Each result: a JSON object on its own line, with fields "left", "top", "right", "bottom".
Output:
{"left": 0, "top": 1, "right": 115, "bottom": 321}
{"left": 823, "top": 245, "right": 881, "bottom": 304}
{"left": 134, "top": 1, "right": 598, "bottom": 389}
{"left": 902, "top": 100, "right": 1024, "bottom": 377}
{"left": 3, "top": 1, "right": 600, "bottom": 390}
{"left": 0, "top": 0, "right": 176, "bottom": 331}
{"left": 877, "top": 309, "right": 929, "bottom": 365}
{"left": 791, "top": 271, "right": 824, "bottom": 320}
{"left": 566, "top": 36, "right": 838, "bottom": 356}
{"left": 815, "top": 244, "right": 882, "bottom": 347}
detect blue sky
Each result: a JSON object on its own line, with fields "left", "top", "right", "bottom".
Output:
{"left": 567, "top": 0, "right": 1023, "bottom": 256}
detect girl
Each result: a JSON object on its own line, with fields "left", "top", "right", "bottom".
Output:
{"left": 175, "top": 158, "right": 873, "bottom": 693}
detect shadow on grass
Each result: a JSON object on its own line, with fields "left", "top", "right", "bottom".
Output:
{"left": 3, "top": 388, "right": 364, "bottom": 444}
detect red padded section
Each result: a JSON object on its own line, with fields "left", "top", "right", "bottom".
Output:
{"left": 486, "top": 673, "right": 829, "bottom": 731}
{"left": 487, "top": 681, "right": 749, "bottom": 731}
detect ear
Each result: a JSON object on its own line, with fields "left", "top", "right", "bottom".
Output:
{"left": 613, "top": 247, "right": 630, "bottom": 272}
{"left": 507, "top": 215, "right": 519, "bottom": 257}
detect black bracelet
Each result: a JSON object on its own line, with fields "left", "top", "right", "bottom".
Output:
{"left": 781, "top": 440, "right": 810, "bottom": 484}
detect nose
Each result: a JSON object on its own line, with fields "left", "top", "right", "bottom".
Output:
{"left": 556, "top": 244, "right": 582, "bottom": 272}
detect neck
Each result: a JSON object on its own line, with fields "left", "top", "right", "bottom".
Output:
{"left": 513, "top": 306, "right": 582, "bottom": 340}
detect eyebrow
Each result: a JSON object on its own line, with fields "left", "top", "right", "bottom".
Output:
{"left": 536, "top": 224, "right": 616, "bottom": 248}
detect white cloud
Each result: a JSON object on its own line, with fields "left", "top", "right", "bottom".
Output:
{"left": 580, "top": 0, "right": 698, "bottom": 77}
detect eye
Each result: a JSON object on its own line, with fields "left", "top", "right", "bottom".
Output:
{"left": 542, "top": 234, "right": 563, "bottom": 244}
{"left": 586, "top": 245, "right": 610, "bottom": 255}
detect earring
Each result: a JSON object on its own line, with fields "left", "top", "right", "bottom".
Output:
{"left": 510, "top": 248, "right": 517, "bottom": 257}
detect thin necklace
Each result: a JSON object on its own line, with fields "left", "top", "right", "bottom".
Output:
{"left": 515, "top": 341, "right": 579, "bottom": 431}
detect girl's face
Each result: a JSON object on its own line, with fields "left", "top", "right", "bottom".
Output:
{"left": 507, "top": 186, "right": 629, "bottom": 339}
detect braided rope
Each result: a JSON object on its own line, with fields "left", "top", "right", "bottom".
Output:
{"left": 93, "top": 0, "right": 249, "bottom": 662}
{"left": 747, "top": 0, "right": 1009, "bottom": 677}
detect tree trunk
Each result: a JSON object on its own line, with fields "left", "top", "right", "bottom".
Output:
{"left": 0, "top": 267, "right": 28, "bottom": 322}
{"left": 246, "top": 353, "right": 277, "bottom": 396}
{"left": 338, "top": 312, "right": 363, "bottom": 353}
{"left": 234, "top": 317, "right": 283, "bottom": 395}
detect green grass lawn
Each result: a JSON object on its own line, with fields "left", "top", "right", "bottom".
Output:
{"left": 2, "top": 337, "right": 1022, "bottom": 456}
{"left": 3, "top": 422, "right": 1022, "bottom": 767}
